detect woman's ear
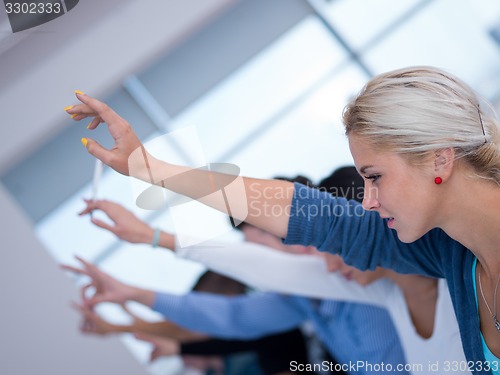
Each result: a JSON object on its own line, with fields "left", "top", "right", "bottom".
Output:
{"left": 434, "top": 148, "right": 455, "bottom": 181}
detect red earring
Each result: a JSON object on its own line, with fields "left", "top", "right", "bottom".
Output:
{"left": 434, "top": 177, "right": 443, "bottom": 185}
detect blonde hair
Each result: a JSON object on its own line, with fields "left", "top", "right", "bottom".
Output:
{"left": 343, "top": 66, "right": 500, "bottom": 185}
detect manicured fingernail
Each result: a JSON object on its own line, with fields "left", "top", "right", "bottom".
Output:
{"left": 64, "top": 105, "right": 74, "bottom": 111}
{"left": 81, "top": 138, "right": 88, "bottom": 147}
{"left": 70, "top": 114, "right": 78, "bottom": 119}
{"left": 75, "top": 90, "right": 85, "bottom": 95}
{"left": 86, "top": 123, "right": 92, "bottom": 129}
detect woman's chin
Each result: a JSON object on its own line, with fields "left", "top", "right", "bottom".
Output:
{"left": 395, "top": 229, "right": 423, "bottom": 244}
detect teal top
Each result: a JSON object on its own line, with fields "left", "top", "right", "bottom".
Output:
{"left": 472, "top": 258, "right": 500, "bottom": 375}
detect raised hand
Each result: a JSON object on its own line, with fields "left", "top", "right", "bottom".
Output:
{"left": 72, "top": 301, "right": 122, "bottom": 336}
{"left": 65, "top": 91, "right": 149, "bottom": 177}
{"left": 79, "top": 199, "right": 177, "bottom": 250}
{"left": 64, "top": 92, "right": 293, "bottom": 239}
{"left": 79, "top": 199, "right": 154, "bottom": 244}
{"left": 72, "top": 300, "right": 150, "bottom": 336}
{"left": 60, "top": 256, "right": 135, "bottom": 307}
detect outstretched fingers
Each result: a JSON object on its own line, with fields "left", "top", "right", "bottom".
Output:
{"left": 121, "top": 304, "right": 146, "bottom": 324}
{"left": 78, "top": 199, "right": 109, "bottom": 216}
{"left": 78, "top": 200, "right": 119, "bottom": 235}
{"left": 86, "top": 116, "right": 103, "bottom": 130}
{"left": 74, "top": 255, "right": 97, "bottom": 272}
{"left": 75, "top": 92, "right": 129, "bottom": 139}
{"left": 80, "top": 137, "right": 114, "bottom": 169}
{"left": 78, "top": 199, "right": 95, "bottom": 216}
{"left": 90, "top": 217, "right": 116, "bottom": 234}
{"left": 65, "top": 102, "right": 97, "bottom": 118}
{"left": 61, "top": 256, "right": 100, "bottom": 285}
{"left": 66, "top": 91, "right": 145, "bottom": 176}
{"left": 60, "top": 263, "right": 90, "bottom": 277}
{"left": 81, "top": 282, "right": 94, "bottom": 303}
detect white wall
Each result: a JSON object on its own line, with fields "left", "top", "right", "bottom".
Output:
{"left": 0, "top": 0, "right": 234, "bottom": 373}
{"left": 0, "top": 184, "right": 148, "bottom": 374}
{"left": 0, "top": 0, "right": 234, "bottom": 175}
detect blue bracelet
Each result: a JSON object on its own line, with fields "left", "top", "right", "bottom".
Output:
{"left": 152, "top": 228, "right": 161, "bottom": 248}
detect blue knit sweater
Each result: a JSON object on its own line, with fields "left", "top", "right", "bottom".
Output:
{"left": 284, "top": 183, "right": 492, "bottom": 374}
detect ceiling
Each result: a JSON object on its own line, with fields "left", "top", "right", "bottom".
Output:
{"left": 0, "top": 0, "right": 235, "bottom": 175}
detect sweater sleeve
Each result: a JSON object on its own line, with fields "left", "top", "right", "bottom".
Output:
{"left": 285, "top": 183, "right": 446, "bottom": 277}
{"left": 151, "top": 291, "right": 305, "bottom": 339}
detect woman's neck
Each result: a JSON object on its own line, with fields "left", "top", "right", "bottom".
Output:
{"left": 436, "top": 175, "right": 500, "bottom": 276}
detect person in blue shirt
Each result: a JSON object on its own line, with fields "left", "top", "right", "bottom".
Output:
{"left": 64, "top": 254, "right": 408, "bottom": 375}
{"left": 73, "top": 268, "right": 309, "bottom": 375}
{"left": 66, "top": 66, "right": 500, "bottom": 374}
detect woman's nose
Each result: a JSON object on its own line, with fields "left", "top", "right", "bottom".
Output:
{"left": 361, "top": 183, "right": 380, "bottom": 211}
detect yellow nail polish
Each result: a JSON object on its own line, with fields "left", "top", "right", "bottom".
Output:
{"left": 81, "top": 138, "right": 88, "bottom": 147}
{"left": 64, "top": 105, "right": 73, "bottom": 111}
{"left": 70, "top": 114, "right": 78, "bottom": 119}
{"left": 86, "top": 123, "right": 92, "bottom": 129}
{"left": 75, "top": 90, "right": 85, "bottom": 95}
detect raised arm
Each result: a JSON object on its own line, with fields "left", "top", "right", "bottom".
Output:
{"left": 150, "top": 291, "right": 305, "bottom": 339}
{"left": 79, "top": 199, "right": 176, "bottom": 249}
{"left": 60, "top": 256, "right": 156, "bottom": 308}
{"left": 78, "top": 199, "right": 385, "bottom": 304}
{"left": 66, "top": 92, "right": 293, "bottom": 238}
{"left": 72, "top": 301, "right": 208, "bottom": 342}
{"left": 61, "top": 257, "right": 304, "bottom": 339}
